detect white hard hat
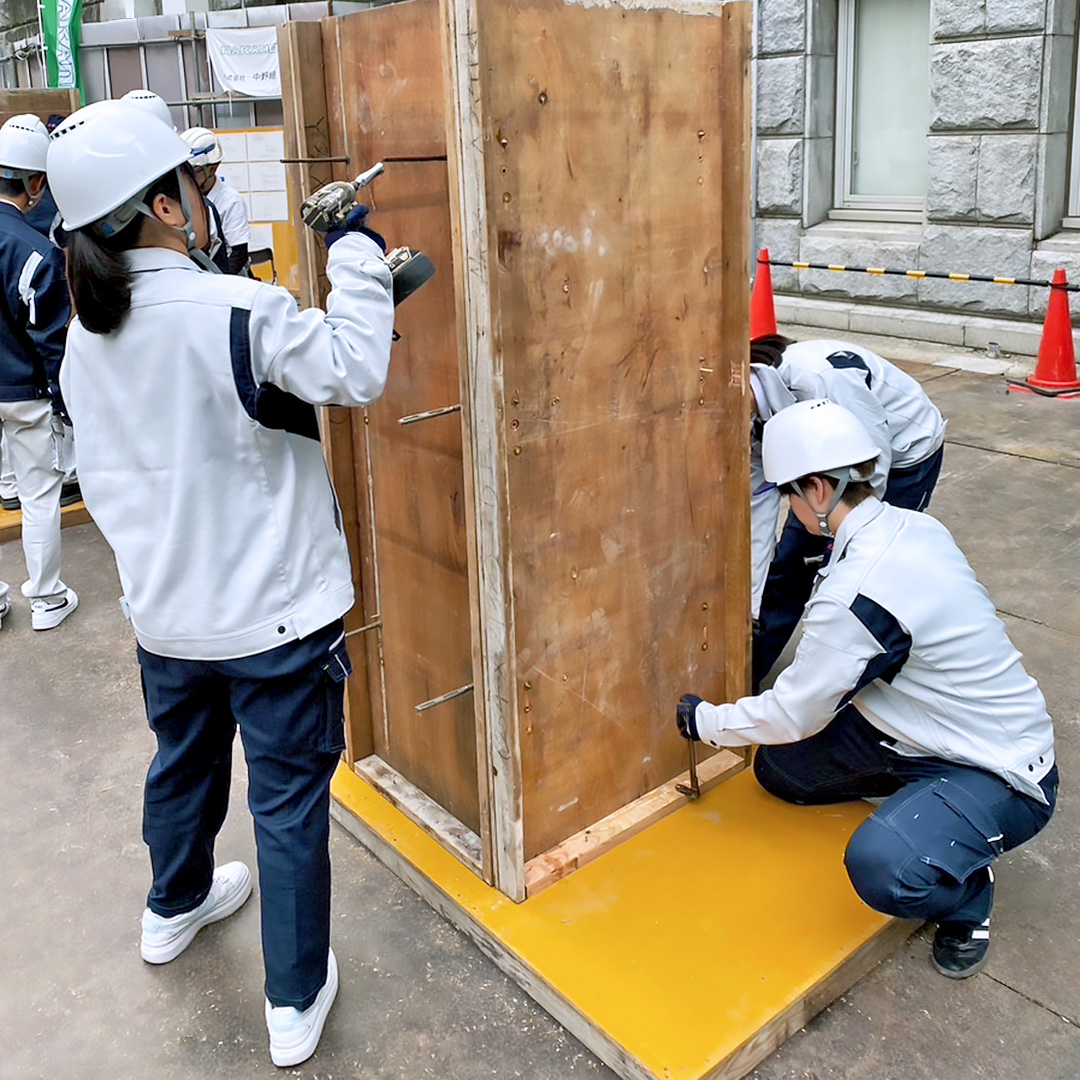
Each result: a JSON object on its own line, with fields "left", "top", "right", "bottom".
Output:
{"left": 47, "top": 101, "right": 191, "bottom": 233}
{"left": 121, "top": 89, "right": 175, "bottom": 130}
{"left": 181, "top": 127, "right": 223, "bottom": 166}
{"left": 762, "top": 399, "right": 881, "bottom": 487}
{"left": 0, "top": 113, "right": 50, "bottom": 175}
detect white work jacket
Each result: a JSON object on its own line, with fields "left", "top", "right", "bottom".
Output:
{"left": 696, "top": 499, "right": 1055, "bottom": 803}
{"left": 60, "top": 234, "right": 393, "bottom": 660}
{"left": 207, "top": 176, "right": 250, "bottom": 249}
{"left": 778, "top": 339, "right": 947, "bottom": 495}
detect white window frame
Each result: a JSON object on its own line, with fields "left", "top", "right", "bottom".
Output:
{"left": 832, "top": 0, "right": 926, "bottom": 223}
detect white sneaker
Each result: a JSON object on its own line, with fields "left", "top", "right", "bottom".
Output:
{"left": 266, "top": 948, "right": 339, "bottom": 1068}
{"left": 30, "top": 587, "right": 78, "bottom": 631}
{"left": 140, "top": 861, "right": 252, "bottom": 964}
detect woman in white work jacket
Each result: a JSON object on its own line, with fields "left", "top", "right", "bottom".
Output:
{"left": 677, "top": 400, "right": 1057, "bottom": 979}
{"left": 46, "top": 101, "right": 394, "bottom": 1066}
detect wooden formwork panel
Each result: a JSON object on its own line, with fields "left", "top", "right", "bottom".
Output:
{"left": 444, "top": 0, "right": 752, "bottom": 886}
{"left": 282, "top": 0, "right": 752, "bottom": 899}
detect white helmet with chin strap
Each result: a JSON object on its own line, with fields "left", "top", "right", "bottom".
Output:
{"left": 0, "top": 114, "right": 50, "bottom": 197}
{"left": 762, "top": 398, "right": 881, "bottom": 537}
{"left": 46, "top": 101, "right": 218, "bottom": 272}
{"left": 121, "top": 89, "right": 176, "bottom": 130}
{"left": 180, "top": 127, "right": 223, "bottom": 167}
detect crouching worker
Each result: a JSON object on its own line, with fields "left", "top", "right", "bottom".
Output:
{"left": 677, "top": 399, "right": 1057, "bottom": 979}
{"left": 46, "top": 101, "right": 394, "bottom": 1065}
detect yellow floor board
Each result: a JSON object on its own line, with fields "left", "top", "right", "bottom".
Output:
{"left": 332, "top": 764, "right": 916, "bottom": 1080}
{"left": 0, "top": 500, "right": 91, "bottom": 544}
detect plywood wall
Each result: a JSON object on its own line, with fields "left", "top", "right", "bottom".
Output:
{"left": 444, "top": 0, "right": 751, "bottom": 870}
{"left": 323, "top": 0, "right": 482, "bottom": 835}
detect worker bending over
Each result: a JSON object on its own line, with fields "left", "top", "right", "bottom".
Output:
{"left": 47, "top": 100, "right": 394, "bottom": 1065}
{"left": 751, "top": 336, "right": 946, "bottom": 691}
{"left": 678, "top": 400, "right": 1056, "bottom": 979}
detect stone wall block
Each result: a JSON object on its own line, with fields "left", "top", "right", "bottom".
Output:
{"left": 1028, "top": 250, "right": 1080, "bottom": 319}
{"left": 756, "top": 55, "right": 806, "bottom": 136}
{"left": 1041, "top": 33, "right": 1075, "bottom": 134}
{"left": 984, "top": 0, "right": 1045, "bottom": 33}
{"left": 752, "top": 217, "right": 804, "bottom": 293}
{"left": 806, "top": 54, "right": 835, "bottom": 139}
{"left": 799, "top": 231, "right": 921, "bottom": 304}
{"left": 976, "top": 134, "right": 1037, "bottom": 224}
{"left": 757, "top": 0, "right": 806, "bottom": 57}
{"left": 756, "top": 138, "right": 803, "bottom": 216}
{"left": 926, "top": 136, "right": 980, "bottom": 221}
{"left": 917, "top": 224, "right": 1032, "bottom": 315}
{"left": 1034, "top": 133, "right": 1068, "bottom": 241}
{"left": 932, "top": 0, "right": 985, "bottom": 39}
{"left": 930, "top": 38, "right": 1042, "bottom": 130}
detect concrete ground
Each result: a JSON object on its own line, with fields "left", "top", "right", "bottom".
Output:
{"left": 2, "top": 335, "right": 1078, "bottom": 1080}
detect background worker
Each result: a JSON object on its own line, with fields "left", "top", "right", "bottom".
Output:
{"left": 47, "top": 101, "right": 394, "bottom": 1066}
{"left": 750, "top": 335, "right": 947, "bottom": 691}
{"left": 678, "top": 400, "right": 1057, "bottom": 979}
{"left": 0, "top": 114, "right": 77, "bottom": 631}
{"left": 181, "top": 126, "right": 250, "bottom": 274}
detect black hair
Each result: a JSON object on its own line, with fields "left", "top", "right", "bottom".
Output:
{"left": 66, "top": 168, "right": 183, "bottom": 335}
{"left": 778, "top": 458, "right": 877, "bottom": 506}
{"left": 0, "top": 176, "right": 27, "bottom": 199}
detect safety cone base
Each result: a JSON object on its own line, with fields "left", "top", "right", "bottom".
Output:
{"left": 331, "top": 763, "right": 918, "bottom": 1080}
{"left": 1006, "top": 378, "right": 1080, "bottom": 398}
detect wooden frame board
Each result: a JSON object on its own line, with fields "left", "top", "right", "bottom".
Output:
{"left": 443, "top": 0, "right": 753, "bottom": 897}
{"left": 283, "top": 0, "right": 754, "bottom": 901}
{"left": 0, "top": 88, "right": 81, "bottom": 127}
{"left": 331, "top": 762, "right": 920, "bottom": 1080}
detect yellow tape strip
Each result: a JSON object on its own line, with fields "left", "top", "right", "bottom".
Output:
{"left": 792, "top": 261, "right": 810, "bottom": 270}
{"left": 993, "top": 277, "right": 1016, "bottom": 286}
{"left": 949, "top": 273, "right": 970, "bottom": 282}
{"left": 828, "top": 264, "right": 846, "bottom": 272}
{"left": 866, "top": 267, "right": 886, "bottom": 275}
{"left": 906, "top": 270, "right": 926, "bottom": 279}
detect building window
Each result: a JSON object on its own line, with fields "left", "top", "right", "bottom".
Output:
{"left": 834, "top": 0, "right": 931, "bottom": 219}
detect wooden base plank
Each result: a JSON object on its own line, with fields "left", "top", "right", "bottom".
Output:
{"left": 331, "top": 763, "right": 918, "bottom": 1080}
{"left": 0, "top": 501, "right": 92, "bottom": 545}
{"left": 524, "top": 748, "right": 745, "bottom": 896}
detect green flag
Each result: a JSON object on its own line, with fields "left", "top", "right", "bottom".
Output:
{"left": 41, "top": 0, "right": 84, "bottom": 97}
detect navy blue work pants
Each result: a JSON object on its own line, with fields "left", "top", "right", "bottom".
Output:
{"left": 754, "top": 706, "right": 1057, "bottom": 927}
{"left": 752, "top": 445, "right": 945, "bottom": 692}
{"left": 138, "top": 619, "right": 351, "bottom": 1010}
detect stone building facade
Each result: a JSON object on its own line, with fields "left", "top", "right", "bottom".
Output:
{"left": 2, "top": 0, "right": 1078, "bottom": 351}
{"left": 754, "top": 0, "right": 1080, "bottom": 352}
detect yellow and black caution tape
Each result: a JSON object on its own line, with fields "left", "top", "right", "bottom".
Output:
{"left": 765, "top": 258, "right": 1079, "bottom": 293}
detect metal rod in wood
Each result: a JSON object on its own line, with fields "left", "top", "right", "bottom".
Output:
{"left": 414, "top": 683, "right": 474, "bottom": 714}
{"left": 345, "top": 619, "right": 382, "bottom": 639}
{"left": 676, "top": 740, "right": 701, "bottom": 800}
{"left": 398, "top": 404, "right": 463, "bottom": 426}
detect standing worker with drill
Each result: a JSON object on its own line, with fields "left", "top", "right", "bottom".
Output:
{"left": 678, "top": 400, "right": 1057, "bottom": 980}
{"left": 47, "top": 100, "right": 394, "bottom": 1066}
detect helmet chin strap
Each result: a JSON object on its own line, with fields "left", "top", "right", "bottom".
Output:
{"left": 176, "top": 168, "right": 220, "bottom": 274}
{"left": 791, "top": 470, "right": 852, "bottom": 539}
{"left": 93, "top": 167, "right": 220, "bottom": 274}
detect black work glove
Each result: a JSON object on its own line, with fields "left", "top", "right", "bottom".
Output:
{"left": 326, "top": 205, "right": 386, "bottom": 252}
{"left": 676, "top": 694, "right": 703, "bottom": 741}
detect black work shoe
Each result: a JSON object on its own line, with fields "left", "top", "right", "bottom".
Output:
{"left": 0, "top": 495, "right": 19, "bottom": 512}
{"left": 932, "top": 918, "right": 991, "bottom": 979}
{"left": 59, "top": 480, "right": 82, "bottom": 507}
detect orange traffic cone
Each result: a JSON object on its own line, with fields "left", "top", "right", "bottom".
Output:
{"left": 750, "top": 248, "right": 777, "bottom": 341}
{"left": 1008, "top": 269, "right": 1080, "bottom": 398}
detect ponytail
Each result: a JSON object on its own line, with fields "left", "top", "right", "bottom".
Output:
{"left": 64, "top": 168, "right": 183, "bottom": 335}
